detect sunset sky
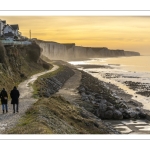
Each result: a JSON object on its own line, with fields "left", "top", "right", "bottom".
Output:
{"left": 1, "top": 16, "right": 150, "bottom": 55}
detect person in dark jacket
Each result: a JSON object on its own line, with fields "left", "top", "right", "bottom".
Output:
{"left": 0, "top": 88, "right": 8, "bottom": 114}
{"left": 10, "top": 86, "right": 20, "bottom": 113}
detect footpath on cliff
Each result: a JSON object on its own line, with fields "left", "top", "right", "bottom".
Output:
{"left": 1, "top": 59, "right": 150, "bottom": 134}
{"left": 0, "top": 64, "right": 59, "bottom": 133}
{"left": 3, "top": 60, "right": 119, "bottom": 134}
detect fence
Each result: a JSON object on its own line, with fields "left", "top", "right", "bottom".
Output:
{"left": 0, "top": 40, "right": 32, "bottom": 46}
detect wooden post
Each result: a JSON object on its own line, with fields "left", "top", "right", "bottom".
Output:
{"left": 29, "top": 30, "right": 31, "bottom": 39}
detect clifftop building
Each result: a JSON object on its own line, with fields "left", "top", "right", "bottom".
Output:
{"left": 0, "top": 19, "right": 23, "bottom": 40}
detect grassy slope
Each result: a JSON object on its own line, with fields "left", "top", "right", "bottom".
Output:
{"left": 0, "top": 42, "right": 52, "bottom": 95}
{"left": 7, "top": 63, "right": 109, "bottom": 134}
{"left": 8, "top": 95, "right": 109, "bottom": 134}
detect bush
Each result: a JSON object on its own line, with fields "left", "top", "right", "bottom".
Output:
{"left": 20, "top": 73, "right": 26, "bottom": 78}
{"left": 26, "top": 43, "right": 40, "bottom": 62}
{"left": 42, "top": 63, "right": 50, "bottom": 70}
{"left": 0, "top": 42, "right": 6, "bottom": 63}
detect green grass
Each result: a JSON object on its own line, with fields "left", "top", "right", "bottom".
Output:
{"left": 32, "top": 65, "right": 63, "bottom": 98}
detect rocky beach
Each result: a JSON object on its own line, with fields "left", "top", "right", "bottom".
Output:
{"left": 68, "top": 59, "right": 150, "bottom": 134}
{"left": 78, "top": 70, "right": 146, "bottom": 120}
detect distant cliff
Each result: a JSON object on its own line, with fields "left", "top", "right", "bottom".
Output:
{"left": 36, "top": 40, "right": 140, "bottom": 61}
{"left": 124, "top": 51, "right": 140, "bottom": 56}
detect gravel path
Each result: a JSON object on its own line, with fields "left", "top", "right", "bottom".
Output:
{"left": 56, "top": 69, "right": 120, "bottom": 134}
{"left": 0, "top": 65, "right": 59, "bottom": 133}
{"left": 56, "top": 69, "right": 100, "bottom": 119}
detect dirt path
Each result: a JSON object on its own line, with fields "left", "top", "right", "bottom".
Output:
{"left": 0, "top": 65, "right": 59, "bottom": 133}
{"left": 56, "top": 69, "right": 82, "bottom": 105}
{"left": 56, "top": 69, "right": 98, "bottom": 119}
{"left": 56, "top": 68, "right": 150, "bottom": 134}
{"left": 56, "top": 69, "right": 119, "bottom": 133}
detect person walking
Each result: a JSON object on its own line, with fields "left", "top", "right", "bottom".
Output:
{"left": 10, "top": 86, "right": 20, "bottom": 113}
{"left": 0, "top": 88, "right": 8, "bottom": 114}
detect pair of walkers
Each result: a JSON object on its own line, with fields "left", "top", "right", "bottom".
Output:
{"left": 0, "top": 86, "right": 20, "bottom": 114}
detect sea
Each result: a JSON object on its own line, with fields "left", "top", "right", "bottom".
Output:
{"left": 69, "top": 56, "right": 150, "bottom": 110}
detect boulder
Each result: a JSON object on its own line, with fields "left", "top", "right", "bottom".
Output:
{"left": 88, "top": 95, "right": 95, "bottom": 101}
{"left": 124, "top": 109, "right": 139, "bottom": 119}
{"left": 113, "top": 109, "right": 123, "bottom": 120}
{"left": 104, "top": 110, "right": 113, "bottom": 119}
{"left": 129, "top": 111, "right": 138, "bottom": 118}
{"left": 122, "top": 112, "right": 130, "bottom": 119}
{"left": 100, "top": 99, "right": 107, "bottom": 104}
{"left": 139, "top": 111, "right": 146, "bottom": 118}
{"left": 95, "top": 99, "right": 101, "bottom": 102}
{"left": 95, "top": 95, "right": 103, "bottom": 99}
{"left": 107, "top": 102, "right": 113, "bottom": 106}
{"left": 99, "top": 111, "right": 105, "bottom": 119}
{"left": 119, "top": 102, "right": 128, "bottom": 109}
{"left": 107, "top": 106, "right": 114, "bottom": 110}
{"left": 94, "top": 109, "right": 100, "bottom": 117}
{"left": 81, "top": 92, "right": 86, "bottom": 97}
{"left": 99, "top": 103, "right": 107, "bottom": 112}
{"left": 136, "top": 107, "right": 141, "bottom": 111}
{"left": 119, "top": 108, "right": 125, "bottom": 113}
{"left": 79, "top": 87, "right": 85, "bottom": 92}
{"left": 81, "top": 96, "right": 89, "bottom": 101}
{"left": 91, "top": 101, "right": 96, "bottom": 104}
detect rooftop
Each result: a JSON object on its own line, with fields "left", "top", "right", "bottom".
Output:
{"left": 10, "top": 24, "right": 19, "bottom": 30}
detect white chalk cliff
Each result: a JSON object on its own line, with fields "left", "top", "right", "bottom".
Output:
{"left": 36, "top": 40, "right": 140, "bottom": 61}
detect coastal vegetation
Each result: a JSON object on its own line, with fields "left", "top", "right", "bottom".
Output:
{"left": 7, "top": 62, "right": 111, "bottom": 134}
{"left": 0, "top": 42, "right": 52, "bottom": 100}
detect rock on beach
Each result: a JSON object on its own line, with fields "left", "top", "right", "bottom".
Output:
{"left": 78, "top": 71, "right": 147, "bottom": 120}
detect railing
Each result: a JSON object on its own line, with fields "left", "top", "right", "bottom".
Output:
{"left": 0, "top": 40, "right": 32, "bottom": 45}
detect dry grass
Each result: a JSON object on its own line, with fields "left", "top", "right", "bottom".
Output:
{"left": 6, "top": 62, "right": 109, "bottom": 134}
{"left": 7, "top": 95, "right": 108, "bottom": 134}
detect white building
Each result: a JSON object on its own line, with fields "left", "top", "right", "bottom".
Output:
{"left": 2, "top": 24, "right": 15, "bottom": 40}
{"left": 0, "top": 19, "right": 24, "bottom": 41}
{"left": 2, "top": 24, "right": 20, "bottom": 40}
{"left": 10, "top": 24, "right": 19, "bottom": 37}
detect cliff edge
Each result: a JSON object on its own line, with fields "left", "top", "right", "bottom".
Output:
{"left": 35, "top": 39, "right": 140, "bottom": 61}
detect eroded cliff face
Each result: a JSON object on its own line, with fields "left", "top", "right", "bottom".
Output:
{"left": 0, "top": 42, "right": 50, "bottom": 93}
{"left": 36, "top": 40, "right": 140, "bottom": 61}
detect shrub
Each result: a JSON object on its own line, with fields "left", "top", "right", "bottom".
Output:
{"left": 42, "top": 63, "right": 50, "bottom": 70}
{"left": 26, "top": 43, "right": 40, "bottom": 62}
{"left": 0, "top": 42, "right": 6, "bottom": 63}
